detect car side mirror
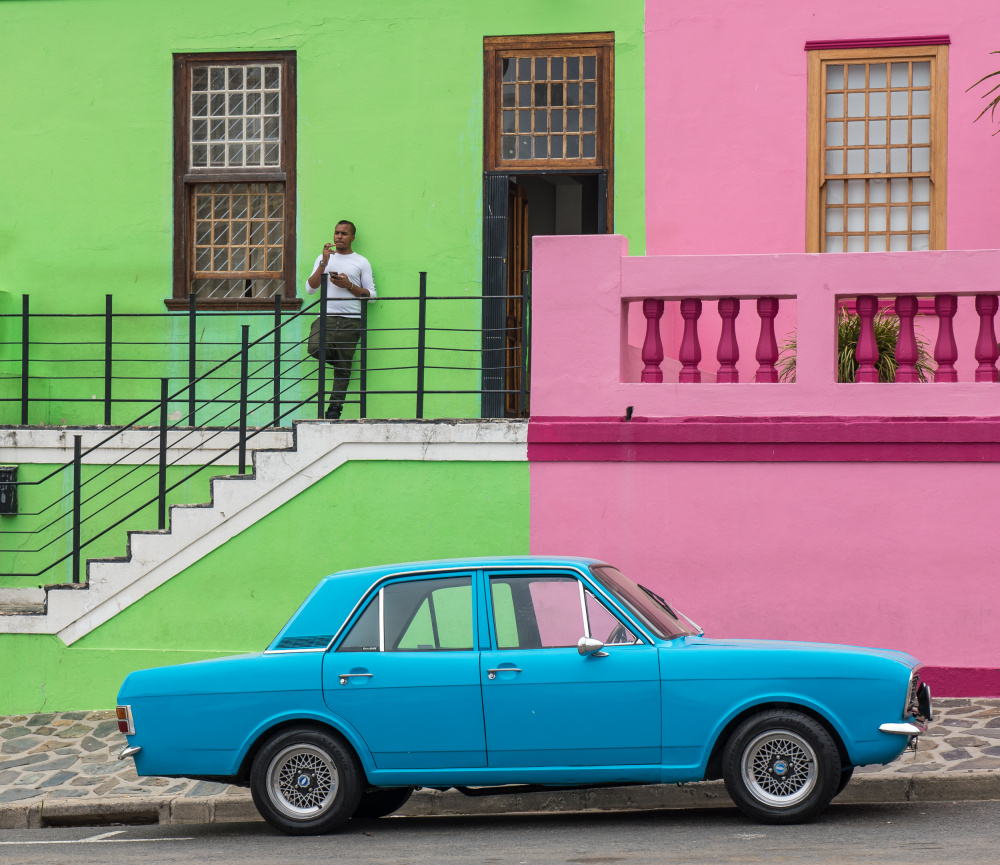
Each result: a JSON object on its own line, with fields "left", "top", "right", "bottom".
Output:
{"left": 578, "top": 636, "right": 609, "bottom": 657}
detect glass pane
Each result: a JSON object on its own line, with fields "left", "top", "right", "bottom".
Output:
{"left": 534, "top": 83, "right": 548, "bottom": 106}
{"left": 263, "top": 142, "right": 279, "bottom": 165}
{"left": 551, "top": 136, "right": 563, "bottom": 158}
{"left": 912, "top": 147, "right": 930, "bottom": 172}
{"left": 847, "top": 207, "right": 865, "bottom": 232}
{"left": 869, "top": 178, "right": 888, "bottom": 202}
{"left": 826, "top": 235, "right": 844, "bottom": 252}
{"left": 264, "top": 117, "right": 280, "bottom": 140}
{"left": 534, "top": 136, "right": 548, "bottom": 158}
{"left": 211, "top": 93, "right": 226, "bottom": 116}
{"left": 847, "top": 92, "right": 865, "bottom": 117}
{"left": 192, "top": 93, "right": 208, "bottom": 117}
{"left": 551, "top": 57, "right": 563, "bottom": 79}
{"left": 502, "top": 110, "right": 515, "bottom": 133}
{"left": 551, "top": 83, "right": 564, "bottom": 106}
{"left": 583, "top": 108, "right": 596, "bottom": 131}
{"left": 338, "top": 598, "right": 380, "bottom": 652}
{"left": 518, "top": 57, "right": 531, "bottom": 80}
{"left": 890, "top": 206, "right": 909, "bottom": 230}
{"left": 913, "top": 90, "right": 930, "bottom": 114}
{"left": 889, "top": 233, "right": 909, "bottom": 251}
{"left": 825, "top": 149, "right": 843, "bottom": 175}
{"left": 890, "top": 178, "right": 909, "bottom": 202}
{"left": 869, "top": 64, "right": 887, "bottom": 88}
{"left": 912, "top": 233, "right": 930, "bottom": 251}
{"left": 869, "top": 207, "right": 887, "bottom": 231}
{"left": 891, "top": 63, "right": 910, "bottom": 87}
{"left": 567, "top": 82, "right": 579, "bottom": 105}
{"left": 267, "top": 248, "right": 282, "bottom": 271}
{"left": 231, "top": 247, "right": 247, "bottom": 270}
{"left": 847, "top": 121, "right": 865, "bottom": 145}
{"left": 826, "top": 179, "right": 845, "bottom": 204}
{"left": 826, "top": 122, "right": 844, "bottom": 146}
{"left": 846, "top": 149, "right": 865, "bottom": 173}
{"left": 826, "top": 208, "right": 844, "bottom": 232}
{"left": 869, "top": 91, "right": 887, "bottom": 117}
{"left": 912, "top": 177, "right": 931, "bottom": 202}
{"left": 213, "top": 248, "right": 229, "bottom": 270}
{"left": 913, "top": 62, "right": 931, "bottom": 87}
{"left": 518, "top": 135, "right": 531, "bottom": 159}
{"left": 567, "top": 110, "right": 580, "bottom": 132}
{"left": 566, "top": 134, "right": 580, "bottom": 158}
{"left": 582, "top": 56, "right": 596, "bottom": 78}
{"left": 551, "top": 110, "right": 563, "bottom": 132}
{"left": 210, "top": 67, "right": 225, "bottom": 90}
{"left": 210, "top": 143, "right": 225, "bottom": 166}
{"left": 502, "top": 59, "right": 514, "bottom": 82}
{"left": 868, "top": 234, "right": 887, "bottom": 251}
{"left": 846, "top": 235, "right": 865, "bottom": 252}
{"left": 582, "top": 134, "right": 596, "bottom": 158}
{"left": 192, "top": 119, "right": 208, "bottom": 142}
{"left": 385, "top": 577, "right": 473, "bottom": 652}
{"left": 518, "top": 110, "right": 530, "bottom": 133}
{"left": 246, "top": 93, "right": 261, "bottom": 114}
{"left": 889, "top": 148, "right": 908, "bottom": 172}
{"left": 847, "top": 179, "right": 866, "bottom": 203}
{"left": 890, "top": 91, "right": 909, "bottom": 116}
{"left": 530, "top": 579, "right": 584, "bottom": 648}
{"left": 228, "top": 119, "right": 243, "bottom": 140}
{"left": 912, "top": 205, "right": 930, "bottom": 231}
{"left": 518, "top": 84, "right": 530, "bottom": 106}
{"left": 535, "top": 56, "right": 547, "bottom": 79}
{"left": 585, "top": 591, "right": 638, "bottom": 644}
{"left": 192, "top": 67, "right": 208, "bottom": 91}
{"left": 890, "top": 118, "right": 909, "bottom": 145}
{"left": 246, "top": 66, "right": 262, "bottom": 89}
{"left": 502, "top": 84, "right": 515, "bottom": 107}
{"left": 826, "top": 93, "right": 844, "bottom": 118}
{"left": 228, "top": 144, "right": 243, "bottom": 166}
{"left": 826, "top": 65, "right": 844, "bottom": 89}
{"left": 228, "top": 93, "right": 243, "bottom": 115}
{"left": 912, "top": 118, "right": 930, "bottom": 144}
{"left": 264, "top": 91, "right": 279, "bottom": 114}
{"left": 231, "top": 221, "right": 247, "bottom": 244}
{"left": 847, "top": 65, "right": 866, "bottom": 89}
{"left": 567, "top": 56, "right": 579, "bottom": 79}
{"left": 265, "top": 66, "right": 280, "bottom": 89}
{"left": 583, "top": 82, "right": 596, "bottom": 104}
{"left": 868, "top": 149, "right": 886, "bottom": 173}
{"left": 533, "top": 109, "right": 547, "bottom": 132}
{"left": 501, "top": 135, "right": 516, "bottom": 158}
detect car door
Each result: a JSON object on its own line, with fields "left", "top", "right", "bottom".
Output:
{"left": 322, "top": 572, "right": 487, "bottom": 769}
{"left": 479, "top": 569, "right": 661, "bottom": 768}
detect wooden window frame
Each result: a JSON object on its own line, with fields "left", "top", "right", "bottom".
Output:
{"left": 806, "top": 43, "right": 948, "bottom": 253}
{"left": 169, "top": 51, "right": 299, "bottom": 310}
{"left": 484, "top": 33, "right": 614, "bottom": 209}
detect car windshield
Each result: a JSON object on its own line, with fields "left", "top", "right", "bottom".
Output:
{"left": 589, "top": 565, "right": 700, "bottom": 640}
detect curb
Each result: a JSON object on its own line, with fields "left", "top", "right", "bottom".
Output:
{"left": 2, "top": 773, "right": 998, "bottom": 829}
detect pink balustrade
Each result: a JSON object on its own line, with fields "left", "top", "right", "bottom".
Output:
{"left": 532, "top": 235, "right": 1000, "bottom": 418}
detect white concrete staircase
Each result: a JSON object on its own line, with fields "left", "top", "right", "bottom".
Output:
{"left": 0, "top": 420, "right": 526, "bottom": 644}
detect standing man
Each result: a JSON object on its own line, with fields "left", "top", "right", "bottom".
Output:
{"left": 305, "top": 220, "right": 376, "bottom": 419}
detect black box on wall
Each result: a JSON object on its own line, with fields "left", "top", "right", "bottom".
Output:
{"left": 0, "top": 466, "right": 16, "bottom": 515}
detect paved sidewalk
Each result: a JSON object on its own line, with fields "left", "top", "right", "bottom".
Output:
{"left": 1, "top": 699, "right": 998, "bottom": 827}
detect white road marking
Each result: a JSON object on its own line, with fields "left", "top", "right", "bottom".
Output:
{"left": 0, "top": 831, "right": 193, "bottom": 846}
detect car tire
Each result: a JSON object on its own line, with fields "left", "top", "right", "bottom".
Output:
{"left": 250, "top": 726, "right": 363, "bottom": 835}
{"left": 722, "top": 709, "right": 841, "bottom": 824}
{"left": 352, "top": 786, "right": 415, "bottom": 819}
{"left": 835, "top": 766, "right": 855, "bottom": 797}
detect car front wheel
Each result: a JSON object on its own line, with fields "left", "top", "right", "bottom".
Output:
{"left": 250, "top": 726, "right": 363, "bottom": 835}
{"left": 352, "top": 786, "right": 415, "bottom": 819}
{"left": 722, "top": 710, "right": 840, "bottom": 824}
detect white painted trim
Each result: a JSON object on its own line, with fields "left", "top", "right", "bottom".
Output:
{"left": 0, "top": 427, "right": 293, "bottom": 466}
{"left": 0, "top": 421, "right": 527, "bottom": 643}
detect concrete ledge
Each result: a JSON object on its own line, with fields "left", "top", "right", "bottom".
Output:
{"left": 1, "top": 772, "right": 998, "bottom": 829}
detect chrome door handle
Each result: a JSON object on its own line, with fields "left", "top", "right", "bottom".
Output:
{"left": 338, "top": 673, "right": 373, "bottom": 685}
{"left": 487, "top": 668, "right": 522, "bottom": 680}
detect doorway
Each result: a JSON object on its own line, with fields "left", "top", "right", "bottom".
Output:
{"left": 483, "top": 170, "right": 608, "bottom": 418}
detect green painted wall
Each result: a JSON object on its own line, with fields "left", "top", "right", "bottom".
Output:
{"left": 0, "top": 0, "right": 646, "bottom": 423}
{"left": 0, "top": 459, "right": 529, "bottom": 714}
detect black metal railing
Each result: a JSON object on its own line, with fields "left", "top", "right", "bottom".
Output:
{"left": 1, "top": 273, "right": 531, "bottom": 587}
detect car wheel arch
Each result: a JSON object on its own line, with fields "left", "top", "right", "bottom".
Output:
{"left": 235, "top": 716, "right": 374, "bottom": 786}
{"left": 702, "top": 701, "right": 850, "bottom": 782}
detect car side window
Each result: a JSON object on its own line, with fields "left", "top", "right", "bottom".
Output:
{"left": 338, "top": 597, "right": 380, "bottom": 652}
{"left": 585, "top": 589, "right": 641, "bottom": 645}
{"left": 386, "top": 577, "right": 473, "bottom": 651}
{"left": 489, "top": 575, "right": 585, "bottom": 649}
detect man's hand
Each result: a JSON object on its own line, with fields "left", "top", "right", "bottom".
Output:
{"left": 321, "top": 242, "right": 334, "bottom": 265}
{"left": 330, "top": 272, "right": 352, "bottom": 290}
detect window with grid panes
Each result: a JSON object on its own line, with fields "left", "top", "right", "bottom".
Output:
{"left": 171, "top": 53, "right": 297, "bottom": 309}
{"left": 484, "top": 34, "right": 613, "bottom": 170}
{"left": 806, "top": 44, "right": 948, "bottom": 253}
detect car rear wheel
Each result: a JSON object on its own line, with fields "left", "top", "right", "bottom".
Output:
{"left": 352, "top": 786, "right": 415, "bottom": 819}
{"left": 835, "top": 766, "right": 855, "bottom": 797}
{"left": 722, "top": 710, "right": 840, "bottom": 824}
{"left": 250, "top": 726, "right": 362, "bottom": 835}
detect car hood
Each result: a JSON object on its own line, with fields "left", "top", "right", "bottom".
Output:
{"left": 677, "top": 636, "right": 920, "bottom": 670}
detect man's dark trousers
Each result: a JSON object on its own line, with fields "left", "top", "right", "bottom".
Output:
{"left": 308, "top": 315, "right": 362, "bottom": 418}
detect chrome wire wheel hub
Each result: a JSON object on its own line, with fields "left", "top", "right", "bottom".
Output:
{"left": 267, "top": 744, "right": 339, "bottom": 819}
{"left": 741, "top": 730, "right": 817, "bottom": 807}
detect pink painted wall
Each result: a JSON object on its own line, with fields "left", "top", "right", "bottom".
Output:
{"left": 530, "top": 459, "right": 1000, "bottom": 670}
{"left": 644, "top": 0, "right": 1000, "bottom": 255}
{"left": 532, "top": 234, "right": 1000, "bottom": 419}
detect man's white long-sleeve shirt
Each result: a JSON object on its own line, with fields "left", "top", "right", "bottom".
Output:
{"left": 305, "top": 252, "right": 376, "bottom": 317}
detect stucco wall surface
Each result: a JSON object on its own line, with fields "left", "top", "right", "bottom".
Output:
{"left": 644, "top": 0, "right": 1000, "bottom": 254}
{"left": 530, "top": 459, "right": 999, "bottom": 671}
{"left": 0, "top": 459, "right": 528, "bottom": 714}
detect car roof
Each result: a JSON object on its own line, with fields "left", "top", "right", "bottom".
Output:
{"left": 267, "top": 556, "right": 607, "bottom": 651}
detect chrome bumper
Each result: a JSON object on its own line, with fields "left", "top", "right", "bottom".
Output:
{"left": 879, "top": 722, "right": 927, "bottom": 736}
{"left": 117, "top": 744, "right": 142, "bottom": 760}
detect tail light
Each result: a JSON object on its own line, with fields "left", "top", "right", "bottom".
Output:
{"left": 116, "top": 705, "right": 134, "bottom": 736}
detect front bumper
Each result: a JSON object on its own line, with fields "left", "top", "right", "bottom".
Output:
{"left": 879, "top": 721, "right": 927, "bottom": 736}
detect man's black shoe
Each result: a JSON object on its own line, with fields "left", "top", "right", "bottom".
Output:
{"left": 324, "top": 407, "right": 341, "bottom": 420}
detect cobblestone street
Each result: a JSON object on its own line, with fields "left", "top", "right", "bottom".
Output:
{"left": 1, "top": 699, "right": 998, "bottom": 807}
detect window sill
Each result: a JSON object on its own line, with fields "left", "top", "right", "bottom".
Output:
{"left": 164, "top": 297, "right": 304, "bottom": 311}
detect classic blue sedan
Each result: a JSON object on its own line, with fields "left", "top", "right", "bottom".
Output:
{"left": 116, "top": 557, "right": 930, "bottom": 833}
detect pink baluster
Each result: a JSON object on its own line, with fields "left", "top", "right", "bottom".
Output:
{"left": 678, "top": 298, "right": 702, "bottom": 383}
{"left": 974, "top": 294, "right": 999, "bottom": 383}
{"left": 894, "top": 296, "right": 919, "bottom": 383}
{"left": 716, "top": 298, "right": 741, "bottom": 383}
{"left": 934, "top": 294, "right": 959, "bottom": 382}
{"left": 855, "top": 295, "right": 879, "bottom": 382}
{"left": 754, "top": 297, "right": 779, "bottom": 383}
{"left": 640, "top": 299, "right": 665, "bottom": 383}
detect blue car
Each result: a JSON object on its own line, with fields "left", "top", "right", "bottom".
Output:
{"left": 115, "top": 556, "right": 931, "bottom": 833}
